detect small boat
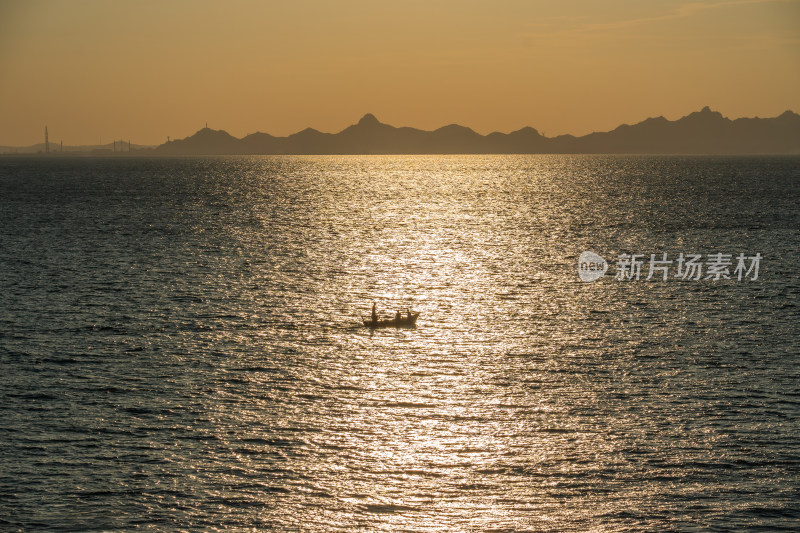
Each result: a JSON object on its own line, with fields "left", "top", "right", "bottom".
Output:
{"left": 363, "top": 312, "right": 420, "bottom": 328}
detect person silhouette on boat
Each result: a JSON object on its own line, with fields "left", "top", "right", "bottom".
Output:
{"left": 395, "top": 310, "right": 401, "bottom": 322}
{"left": 371, "top": 302, "right": 378, "bottom": 324}
{"left": 406, "top": 308, "right": 412, "bottom": 319}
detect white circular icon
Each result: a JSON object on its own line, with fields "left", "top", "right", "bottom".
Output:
{"left": 578, "top": 251, "right": 607, "bottom": 282}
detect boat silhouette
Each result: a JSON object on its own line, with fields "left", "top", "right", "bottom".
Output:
{"left": 363, "top": 312, "right": 419, "bottom": 329}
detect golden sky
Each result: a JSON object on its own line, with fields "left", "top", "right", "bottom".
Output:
{"left": 1, "top": 0, "right": 798, "bottom": 146}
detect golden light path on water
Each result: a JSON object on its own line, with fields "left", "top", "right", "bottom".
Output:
{"left": 195, "top": 156, "right": 620, "bottom": 529}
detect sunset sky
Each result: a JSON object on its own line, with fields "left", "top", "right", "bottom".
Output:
{"left": 1, "top": 0, "right": 798, "bottom": 146}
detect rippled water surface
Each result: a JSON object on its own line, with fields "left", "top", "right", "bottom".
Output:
{"left": 1, "top": 155, "right": 799, "bottom": 530}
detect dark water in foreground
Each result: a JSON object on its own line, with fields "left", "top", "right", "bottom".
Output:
{"left": 1, "top": 155, "right": 799, "bottom": 531}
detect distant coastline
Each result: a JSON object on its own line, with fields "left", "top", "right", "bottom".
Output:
{"left": 4, "top": 107, "right": 799, "bottom": 156}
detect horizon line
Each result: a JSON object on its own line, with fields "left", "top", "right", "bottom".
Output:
{"left": 3, "top": 106, "right": 797, "bottom": 151}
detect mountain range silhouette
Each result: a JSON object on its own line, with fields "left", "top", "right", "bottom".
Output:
{"left": 155, "top": 107, "right": 800, "bottom": 155}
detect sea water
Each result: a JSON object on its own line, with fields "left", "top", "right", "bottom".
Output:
{"left": 1, "top": 155, "right": 799, "bottom": 530}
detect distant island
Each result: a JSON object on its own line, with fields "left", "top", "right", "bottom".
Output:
{"left": 4, "top": 107, "right": 799, "bottom": 155}
{"left": 154, "top": 107, "right": 800, "bottom": 155}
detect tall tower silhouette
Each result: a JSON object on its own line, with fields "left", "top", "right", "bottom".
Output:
{"left": 45, "top": 126, "right": 49, "bottom": 154}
